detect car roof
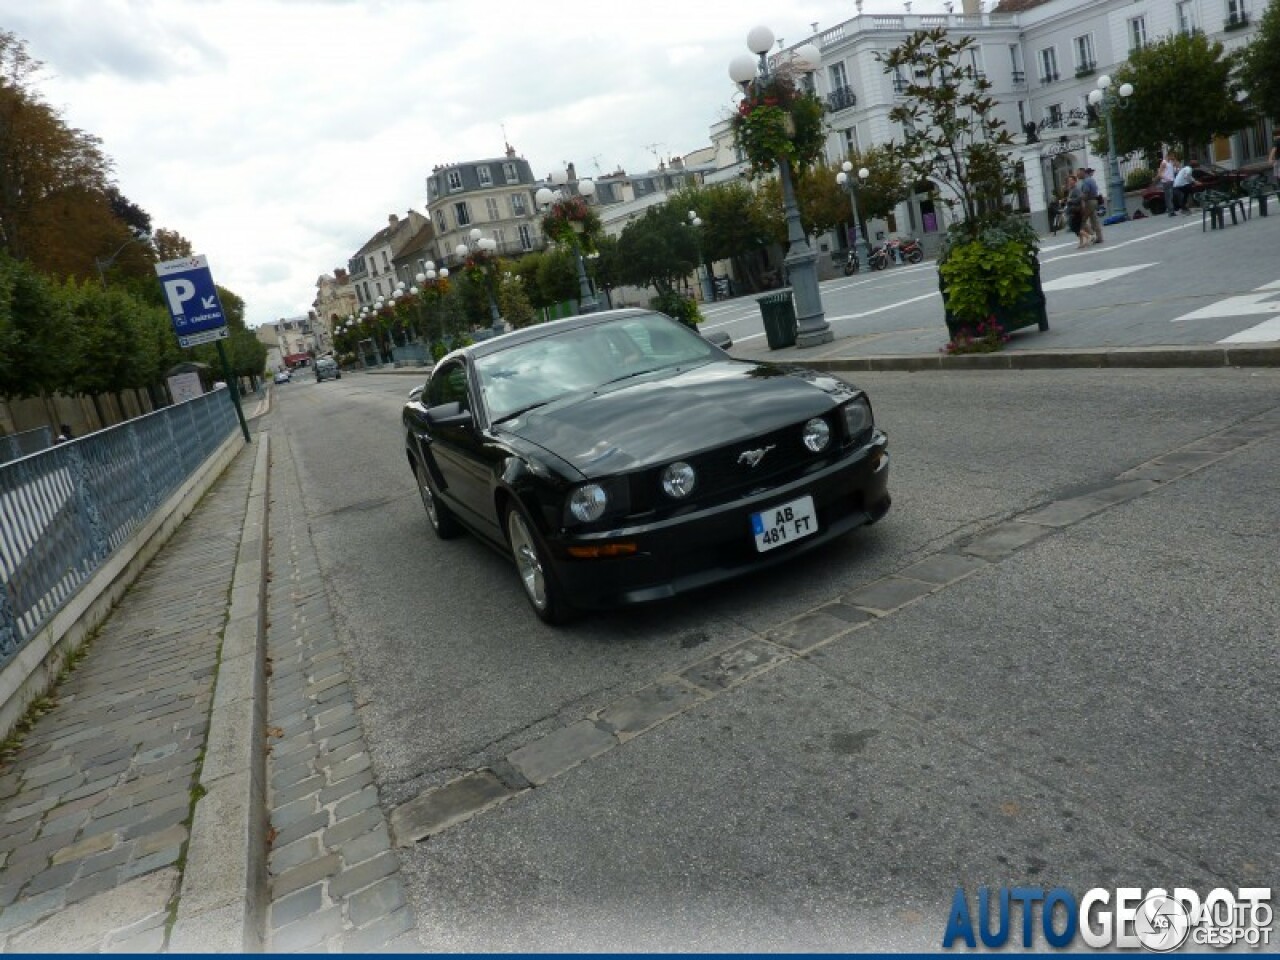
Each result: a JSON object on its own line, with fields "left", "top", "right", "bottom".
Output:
{"left": 461, "top": 309, "right": 666, "bottom": 361}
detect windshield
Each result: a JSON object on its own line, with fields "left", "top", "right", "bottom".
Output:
{"left": 476, "top": 313, "right": 720, "bottom": 422}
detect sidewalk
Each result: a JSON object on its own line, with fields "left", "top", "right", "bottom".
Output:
{"left": 0, "top": 387, "right": 418, "bottom": 951}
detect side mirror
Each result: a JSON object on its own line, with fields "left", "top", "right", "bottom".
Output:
{"left": 408, "top": 385, "right": 425, "bottom": 403}
{"left": 425, "top": 401, "right": 473, "bottom": 430}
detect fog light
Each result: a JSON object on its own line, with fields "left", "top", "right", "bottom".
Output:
{"left": 661, "top": 461, "right": 696, "bottom": 498}
{"left": 802, "top": 417, "right": 831, "bottom": 452}
{"left": 567, "top": 542, "right": 638, "bottom": 559}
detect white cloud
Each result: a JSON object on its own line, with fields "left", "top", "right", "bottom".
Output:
{"left": 14, "top": 0, "right": 956, "bottom": 326}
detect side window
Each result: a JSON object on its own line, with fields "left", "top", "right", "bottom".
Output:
{"left": 428, "top": 360, "right": 470, "bottom": 410}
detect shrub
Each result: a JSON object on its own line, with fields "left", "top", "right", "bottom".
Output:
{"left": 1125, "top": 167, "right": 1154, "bottom": 191}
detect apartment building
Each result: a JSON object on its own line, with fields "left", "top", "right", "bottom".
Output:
{"left": 424, "top": 146, "right": 543, "bottom": 264}
{"left": 347, "top": 210, "right": 432, "bottom": 308}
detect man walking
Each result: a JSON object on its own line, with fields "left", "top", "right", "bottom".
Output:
{"left": 1155, "top": 151, "right": 1177, "bottom": 217}
{"left": 1078, "top": 167, "right": 1103, "bottom": 244}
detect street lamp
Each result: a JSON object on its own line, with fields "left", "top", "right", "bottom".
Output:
{"left": 455, "top": 228, "right": 502, "bottom": 326}
{"left": 94, "top": 234, "right": 152, "bottom": 289}
{"left": 686, "top": 210, "right": 715, "bottom": 302}
{"left": 728, "top": 28, "right": 831, "bottom": 347}
{"left": 835, "top": 162, "right": 871, "bottom": 268}
{"left": 535, "top": 169, "right": 602, "bottom": 314}
{"left": 1087, "top": 75, "right": 1135, "bottom": 222}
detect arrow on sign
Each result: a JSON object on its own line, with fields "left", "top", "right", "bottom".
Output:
{"left": 202, "top": 295, "right": 217, "bottom": 309}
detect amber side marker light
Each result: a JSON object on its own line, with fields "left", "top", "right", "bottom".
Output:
{"left": 567, "top": 542, "right": 639, "bottom": 559}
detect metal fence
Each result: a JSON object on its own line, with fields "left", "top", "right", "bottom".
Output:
{"left": 0, "top": 427, "right": 52, "bottom": 466}
{"left": 0, "top": 388, "right": 238, "bottom": 667}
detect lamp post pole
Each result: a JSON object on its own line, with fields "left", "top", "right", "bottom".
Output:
{"left": 456, "top": 229, "right": 502, "bottom": 326}
{"left": 536, "top": 171, "right": 602, "bottom": 314}
{"left": 94, "top": 235, "right": 152, "bottom": 289}
{"left": 1088, "top": 75, "right": 1134, "bottom": 222}
{"left": 729, "top": 28, "right": 830, "bottom": 347}
{"left": 836, "top": 162, "right": 871, "bottom": 266}
{"left": 687, "top": 211, "right": 714, "bottom": 302}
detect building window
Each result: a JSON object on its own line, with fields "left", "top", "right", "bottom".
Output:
{"left": 518, "top": 224, "right": 534, "bottom": 251}
{"left": 1177, "top": 1, "right": 1197, "bottom": 33}
{"left": 447, "top": 169, "right": 463, "bottom": 192}
{"left": 1044, "top": 103, "right": 1063, "bottom": 128}
{"left": 503, "top": 162, "right": 518, "bottom": 183}
{"left": 454, "top": 202, "right": 471, "bottom": 227}
{"left": 968, "top": 46, "right": 985, "bottom": 79}
{"left": 1073, "top": 34, "right": 1095, "bottom": 74}
{"left": 1038, "top": 47, "right": 1059, "bottom": 84}
{"left": 375, "top": 280, "right": 383, "bottom": 296}
{"left": 477, "top": 165, "right": 492, "bottom": 187}
{"left": 493, "top": 228, "right": 506, "bottom": 247}
{"left": 842, "top": 127, "right": 859, "bottom": 156}
{"left": 485, "top": 197, "right": 500, "bottom": 220}
{"left": 828, "top": 61, "right": 848, "bottom": 93}
{"left": 1009, "top": 44, "right": 1025, "bottom": 85}
{"left": 367, "top": 256, "right": 377, "bottom": 275}
{"left": 381, "top": 251, "right": 389, "bottom": 270}
{"left": 1128, "top": 16, "right": 1147, "bottom": 51}
{"left": 434, "top": 210, "right": 446, "bottom": 234}
{"left": 511, "top": 193, "right": 528, "bottom": 216}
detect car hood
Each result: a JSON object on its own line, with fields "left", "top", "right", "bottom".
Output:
{"left": 498, "top": 360, "right": 853, "bottom": 477}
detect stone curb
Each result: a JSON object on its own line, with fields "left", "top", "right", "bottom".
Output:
{"left": 796, "top": 343, "right": 1280, "bottom": 372}
{"left": 170, "top": 435, "right": 272, "bottom": 952}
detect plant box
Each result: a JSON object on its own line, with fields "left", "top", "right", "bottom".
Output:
{"left": 940, "top": 251, "right": 1049, "bottom": 338}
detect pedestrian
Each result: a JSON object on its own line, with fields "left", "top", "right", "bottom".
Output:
{"left": 1065, "top": 175, "right": 1092, "bottom": 249}
{"left": 1077, "top": 167, "right": 1103, "bottom": 243}
{"left": 1155, "top": 150, "right": 1178, "bottom": 217}
{"left": 54, "top": 424, "right": 73, "bottom": 444}
{"left": 1173, "top": 158, "right": 1195, "bottom": 215}
{"left": 1047, "top": 194, "right": 1063, "bottom": 236}
{"left": 1270, "top": 134, "right": 1280, "bottom": 187}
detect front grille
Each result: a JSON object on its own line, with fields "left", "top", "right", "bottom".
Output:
{"left": 625, "top": 415, "right": 841, "bottom": 518}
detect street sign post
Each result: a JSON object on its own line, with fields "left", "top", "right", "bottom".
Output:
{"left": 155, "top": 255, "right": 250, "bottom": 443}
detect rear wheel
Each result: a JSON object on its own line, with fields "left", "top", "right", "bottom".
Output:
{"left": 871, "top": 256, "right": 887, "bottom": 272}
{"left": 505, "top": 502, "right": 573, "bottom": 625}
{"left": 906, "top": 248, "right": 924, "bottom": 265}
{"left": 415, "top": 458, "right": 460, "bottom": 539}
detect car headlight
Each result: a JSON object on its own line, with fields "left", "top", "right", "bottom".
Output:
{"left": 568, "top": 483, "right": 608, "bottom": 522}
{"left": 841, "top": 397, "right": 873, "bottom": 439}
{"left": 802, "top": 417, "right": 831, "bottom": 452}
{"left": 661, "top": 461, "right": 696, "bottom": 498}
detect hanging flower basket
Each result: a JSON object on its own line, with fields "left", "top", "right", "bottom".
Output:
{"left": 730, "top": 69, "right": 826, "bottom": 177}
{"left": 541, "top": 196, "right": 602, "bottom": 251}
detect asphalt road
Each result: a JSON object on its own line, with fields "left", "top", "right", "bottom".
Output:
{"left": 705, "top": 204, "right": 1280, "bottom": 359}
{"left": 269, "top": 365, "right": 1279, "bottom": 951}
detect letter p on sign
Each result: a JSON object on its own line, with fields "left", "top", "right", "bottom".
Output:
{"left": 164, "top": 278, "right": 196, "bottom": 315}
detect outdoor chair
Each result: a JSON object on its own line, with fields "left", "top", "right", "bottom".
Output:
{"left": 1241, "top": 176, "right": 1275, "bottom": 218}
{"left": 1201, "top": 190, "right": 1247, "bottom": 231}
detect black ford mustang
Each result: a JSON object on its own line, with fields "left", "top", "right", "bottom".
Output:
{"left": 403, "top": 309, "right": 890, "bottom": 623}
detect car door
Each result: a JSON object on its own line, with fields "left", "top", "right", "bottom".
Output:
{"left": 423, "top": 359, "right": 493, "bottom": 528}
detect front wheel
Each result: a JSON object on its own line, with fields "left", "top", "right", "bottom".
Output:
{"left": 505, "top": 503, "right": 573, "bottom": 625}
{"left": 870, "top": 256, "right": 887, "bottom": 272}
{"left": 906, "top": 248, "right": 924, "bottom": 265}
{"left": 842, "top": 259, "right": 857, "bottom": 276}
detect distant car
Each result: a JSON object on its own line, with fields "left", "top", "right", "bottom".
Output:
{"left": 315, "top": 357, "right": 341, "bottom": 381}
{"left": 274, "top": 370, "right": 291, "bottom": 384}
{"left": 1141, "top": 166, "right": 1249, "bottom": 215}
{"left": 402, "top": 308, "right": 891, "bottom": 624}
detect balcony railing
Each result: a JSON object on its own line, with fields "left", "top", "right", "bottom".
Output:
{"left": 826, "top": 86, "right": 858, "bottom": 112}
{"left": 892, "top": 76, "right": 908, "bottom": 95}
{"left": 1224, "top": 12, "right": 1250, "bottom": 30}
{"left": 1012, "top": 69, "right": 1026, "bottom": 85}
{"left": 1075, "top": 61, "right": 1096, "bottom": 78}
{"left": 1039, "top": 71, "right": 1060, "bottom": 85}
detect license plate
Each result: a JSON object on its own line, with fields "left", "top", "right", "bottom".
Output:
{"left": 750, "top": 495, "right": 818, "bottom": 553}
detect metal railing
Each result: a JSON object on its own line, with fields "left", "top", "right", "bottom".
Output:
{"left": 826, "top": 86, "right": 858, "bottom": 112}
{"left": 0, "top": 388, "right": 238, "bottom": 667}
{"left": 1, "top": 428, "right": 52, "bottom": 466}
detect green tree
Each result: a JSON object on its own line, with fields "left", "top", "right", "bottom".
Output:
{"left": 1237, "top": 0, "right": 1280, "bottom": 132}
{"left": 1105, "top": 31, "right": 1251, "bottom": 161}
{"left": 879, "top": 28, "right": 1020, "bottom": 231}
{"left": 614, "top": 203, "right": 699, "bottom": 295}
{"left": 0, "top": 253, "right": 75, "bottom": 398}
{"left": 535, "top": 247, "right": 579, "bottom": 306}
{"left": 497, "top": 271, "right": 535, "bottom": 328}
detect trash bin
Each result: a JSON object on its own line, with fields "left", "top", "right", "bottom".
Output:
{"left": 757, "top": 287, "right": 797, "bottom": 350}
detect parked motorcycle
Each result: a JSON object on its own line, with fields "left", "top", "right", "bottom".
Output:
{"left": 838, "top": 250, "right": 860, "bottom": 276}
{"left": 868, "top": 237, "right": 925, "bottom": 271}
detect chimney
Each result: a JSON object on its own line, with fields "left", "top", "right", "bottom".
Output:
{"left": 567, "top": 162, "right": 577, "bottom": 182}
{"left": 388, "top": 213, "right": 399, "bottom": 228}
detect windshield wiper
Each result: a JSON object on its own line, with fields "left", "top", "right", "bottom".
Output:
{"left": 491, "top": 401, "right": 550, "bottom": 424}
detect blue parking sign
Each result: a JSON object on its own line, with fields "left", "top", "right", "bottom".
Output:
{"left": 155, "top": 255, "right": 229, "bottom": 348}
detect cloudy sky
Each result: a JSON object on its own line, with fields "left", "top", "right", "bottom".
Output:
{"left": 12, "top": 0, "right": 959, "bottom": 327}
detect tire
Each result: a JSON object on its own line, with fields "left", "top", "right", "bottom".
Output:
{"left": 906, "top": 248, "right": 924, "bottom": 265}
{"left": 505, "top": 502, "right": 573, "bottom": 625}
{"left": 870, "top": 256, "right": 887, "bottom": 272}
{"left": 414, "top": 458, "right": 461, "bottom": 539}
{"left": 842, "top": 259, "right": 856, "bottom": 276}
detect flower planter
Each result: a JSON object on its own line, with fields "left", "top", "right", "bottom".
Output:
{"left": 939, "top": 250, "right": 1049, "bottom": 338}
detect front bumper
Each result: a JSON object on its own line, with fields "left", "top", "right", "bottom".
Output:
{"left": 547, "top": 430, "right": 890, "bottom": 608}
